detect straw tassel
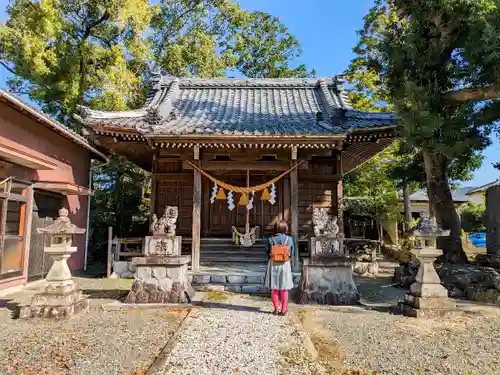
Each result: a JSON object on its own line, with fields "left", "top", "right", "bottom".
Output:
{"left": 261, "top": 188, "right": 270, "bottom": 201}
{"left": 238, "top": 192, "right": 249, "bottom": 206}
{"left": 216, "top": 187, "right": 226, "bottom": 200}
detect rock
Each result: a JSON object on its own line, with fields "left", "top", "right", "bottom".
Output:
{"left": 449, "top": 288, "right": 465, "bottom": 299}
{"left": 227, "top": 276, "right": 245, "bottom": 284}
{"left": 210, "top": 276, "right": 227, "bottom": 284}
{"left": 113, "top": 261, "right": 129, "bottom": 276}
{"left": 192, "top": 275, "right": 211, "bottom": 284}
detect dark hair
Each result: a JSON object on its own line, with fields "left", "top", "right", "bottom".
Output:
{"left": 275, "top": 220, "right": 288, "bottom": 234}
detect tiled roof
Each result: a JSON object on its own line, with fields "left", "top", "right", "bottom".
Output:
{"left": 75, "top": 76, "right": 397, "bottom": 136}
{"left": 410, "top": 187, "right": 477, "bottom": 203}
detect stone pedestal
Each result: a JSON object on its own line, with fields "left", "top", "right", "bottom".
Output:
{"left": 402, "top": 247, "right": 455, "bottom": 318}
{"left": 20, "top": 208, "right": 89, "bottom": 319}
{"left": 143, "top": 235, "right": 182, "bottom": 256}
{"left": 125, "top": 234, "right": 195, "bottom": 304}
{"left": 296, "top": 257, "right": 359, "bottom": 305}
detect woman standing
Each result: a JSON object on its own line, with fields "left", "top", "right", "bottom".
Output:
{"left": 264, "top": 220, "right": 295, "bottom": 316}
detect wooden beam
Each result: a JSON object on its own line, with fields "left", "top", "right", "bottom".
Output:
{"left": 107, "top": 227, "right": 113, "bottom": 278}
{"left": 191, "top": 146, "right": 201, "bottom": 270}
{"left": 290, "top": 146, "right": 299, "bottom": 272}
{"left": 183, "top": 160, "right": 308, "bottom": 171}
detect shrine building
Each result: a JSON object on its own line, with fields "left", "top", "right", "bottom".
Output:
{"left": 76, "top": 75, "right": 398, "bottom": 269}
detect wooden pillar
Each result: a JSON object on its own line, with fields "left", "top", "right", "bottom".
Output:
{"left": 191, "top": 146, "right": 201, "bottom": 270}
{"left": 150, "top": 153, "right": 158, "bottom": 226}
{"left": 290, "top": 147, "right": 299, "bottom": 272}
{"left": 337, "top": 153, "right": 344, "bottom": 234}
{"left": 245, "top": 170, "right": 250, "bottom": 234}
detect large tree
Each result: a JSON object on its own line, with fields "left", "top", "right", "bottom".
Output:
{"left": 0, "top": 0, "right": 313, "bottom": 257}
{"left": 348, "top": 0, "right": 499, "bottom": 262}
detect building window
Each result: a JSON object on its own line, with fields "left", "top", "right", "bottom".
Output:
{"left": 258, "top": 155, "right": 277, "bottom": 161}
{"left": 0, "top": 179, "right": 29, "bottom": 278}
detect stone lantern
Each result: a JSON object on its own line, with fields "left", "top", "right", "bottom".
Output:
{"left": 20, "top": 207, "right": 89, "bottom": 319}
{"left": 401, "top": 213, "right": 455, "bottom": 317}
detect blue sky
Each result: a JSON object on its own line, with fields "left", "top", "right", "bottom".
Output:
{"left": 1, "top": 0, "right": 499, "bottom": 186}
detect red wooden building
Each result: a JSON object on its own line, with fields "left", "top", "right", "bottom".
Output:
{"left": 0, "top": 91, "right": 107, "bottom": 291}
{"left": 76, "top": 76, "right": 397, "bottom": 269}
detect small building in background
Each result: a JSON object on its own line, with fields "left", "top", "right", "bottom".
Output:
{"left": 0, "top": 91, "right": 107, "bottom": 291}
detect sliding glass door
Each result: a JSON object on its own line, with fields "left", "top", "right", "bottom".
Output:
{"left": 0, "top": 179, "right": 29, "bottom": 279}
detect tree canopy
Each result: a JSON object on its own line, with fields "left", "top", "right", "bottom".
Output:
{"left": 347, "top": 0, "right": 500, "bottom": 262}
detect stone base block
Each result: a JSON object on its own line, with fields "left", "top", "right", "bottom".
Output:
{"left": 401, "top": 293, "right": 455, "bottom": 318}
{"left": 125, "top": 279, "right": 195, "bottom": 304}
{"left": 19, "top": 289, "right": 89, "bottom": 320}
{"left": 295, "top": 257, "right": 360, "bottom": 305}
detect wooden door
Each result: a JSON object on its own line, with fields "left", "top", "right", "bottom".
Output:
{"left": 207, "top": 174, "right": 245, "bottom": 237}
{"left": 256, "top": 176, "right": 286, "bottom": 236}
{"left": 155, "top": 177, "right": 193, "bottom": 236}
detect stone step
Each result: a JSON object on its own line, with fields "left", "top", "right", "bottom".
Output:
{"left": 190, "top": 274, "right": 301, "bottom": 285}
{"left": 201, "top": 246, "right": 267, "bottom": 252}
{"left": 200, "top": 256, "right": 269, "bottom": 263}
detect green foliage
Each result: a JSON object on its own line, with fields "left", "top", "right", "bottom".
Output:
{"left": 459, "top": 202, "right": 486, "bottom": 233}
{"left": 150, "top": 0, "right": 314, "bottom": 78}
{"left": 89, "top": 156, "right": 151, "bottom": 260}
{"left": 344, "top": 148, "right": 401, "bottom": 226}
{"left": 0, "top": 0, "right": 155, "bottom": 123}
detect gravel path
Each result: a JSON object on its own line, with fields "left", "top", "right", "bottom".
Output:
{"left": 0, "top": 277, "right": 187, "bottom": 375}
{"left": 298, "top": 277, "right": 500, "bottom": 375}
{"left": 153, "top": 293, "right": 324, "bottom": 375}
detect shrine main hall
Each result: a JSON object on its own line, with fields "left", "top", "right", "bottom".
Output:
{"left": 76, "top": 76, "right": 397, "bottom": 269}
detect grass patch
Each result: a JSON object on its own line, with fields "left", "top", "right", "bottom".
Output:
{"left": 296, "top": 309, "right": 346, "bottom": 373}
{"left": 204, "top": 291, "right": 231, "bottom": 301}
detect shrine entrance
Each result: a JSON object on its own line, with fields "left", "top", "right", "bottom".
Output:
{"left": 204, "top": 171, "right": 287, "bottom": 238}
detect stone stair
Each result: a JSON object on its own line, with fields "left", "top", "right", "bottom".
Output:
{"left": 200, "top": 238, "right": 268, "bottom": 264}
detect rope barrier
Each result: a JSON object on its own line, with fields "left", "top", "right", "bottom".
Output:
{"left": 185, "top": 160, "right": 306, "bottom": 194}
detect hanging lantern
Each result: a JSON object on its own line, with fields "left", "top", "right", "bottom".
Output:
{"left": 238, "top": 192, "right": 249, "bottom": 206}
{"left": 261, "top": 188, "right": 270, "bottom": 201}
{"left": 216, "top": 187, "right": 226, "bottom": 200}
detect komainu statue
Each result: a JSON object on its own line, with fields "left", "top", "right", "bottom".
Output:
{"left": 150, "top": 206, "right": 179, "bottom": 236}
{"left": 312, "top": 208, "right": 339, "bottom": 237}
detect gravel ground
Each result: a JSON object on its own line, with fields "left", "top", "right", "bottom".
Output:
{"left": 298, "top": 276, "right": 500, "bottom": 375}
{"left": 153, "top": 292, "right": 324, "bottom": 375}
{"left": 0, "top": 277, "right": 188, "bottom": 375}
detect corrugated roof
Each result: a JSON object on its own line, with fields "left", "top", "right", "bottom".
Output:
{"left": 0, "top": 90, "right": 108, "bottom": 162}
{"left": 468, "top": 179, "right": 500, "bottom": 193}
{"left": 410, "top": 187, "right": 477, "bottom": 203}
{"left": 75, "top": 76, "right": 397, "bottom": 136}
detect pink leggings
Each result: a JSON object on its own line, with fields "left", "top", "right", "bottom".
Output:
{"left": 271, "top": 289, "right": 288, "bottom": 312}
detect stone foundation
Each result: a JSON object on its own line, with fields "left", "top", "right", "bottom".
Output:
{"left": 20, "top": 281, "right": 89, "bottom": 319}
{"left": 401, "top": 294, "right": 455, "bottom": 318}
{"left": 295, "top": 257, "right": 359, "bottom": 305}
{"left": 125, "top": 255, "right": 195, "bottom": 304}
{"left": 125, "top": 279, "right": 194, "bottom": 304}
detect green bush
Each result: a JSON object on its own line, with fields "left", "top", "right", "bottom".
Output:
{"left": 459, "top": 202, "right": 486, "bottom": 233}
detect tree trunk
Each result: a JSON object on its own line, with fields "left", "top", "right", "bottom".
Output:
{"left": 486, "top": 185, "right": 500, "bottom": 258}
{"left": 422, "top": 150, "right": 467, "bottom": 263}
{"left": 403, "top": 183, "right": 412, "bottom": 231}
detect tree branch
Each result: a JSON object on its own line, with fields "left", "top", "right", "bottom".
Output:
{"left": 449, "top": 85, "right": 500, "bottom": 102}
{"left": 0, "top": 60, "right": 17, "bottom": 75}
